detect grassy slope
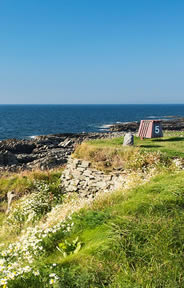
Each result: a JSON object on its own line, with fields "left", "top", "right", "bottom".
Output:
{"left": 0, "top": 169, "right": 58, "bottom": 207}
{"left": 42, "top": 135, "right": 184, "bottom": 287}
{"left": 1, "top": 134, "right": 184, "bottom": 287}
{"left": 0, "top": 168, "right": 63, "bottom": 245}
{"left": 0, "top": 169, "right": 63, "bottom": 201}
{"left": 36, "top": 171, "right": 184, "bottom": 288}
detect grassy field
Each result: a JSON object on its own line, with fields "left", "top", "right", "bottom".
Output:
{"left": 85, "top": 133, "right": 184, "bottom": 159}
{"left": 0, "top": 133, "right": 184, "bottom": 287}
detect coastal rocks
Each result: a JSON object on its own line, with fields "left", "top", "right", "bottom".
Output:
{"left": 110, "top": 121, "right": 139, "bottom": 132}
{"left": 60, "top": 157, "right": 125, "bottom": 197}
{"left": 110, "top": 117, "right": 184, "bottom": 132}
{"left": 123, "top": 133, "right": 134, "bottom": 146}
{"left": 0, "top": 132, "right": 125, "bottom": 172}
{"left": 27, "top": 150, "right": 67, "bottom": 170}
{"left": 0, "top": 139, "right": 36, "bottom": 154}
{"left": 0, "top": 151, "right": 18, "bottom": 166}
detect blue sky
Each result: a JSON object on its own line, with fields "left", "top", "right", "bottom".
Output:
{"left": 0, "top": 0, "right": 184, "bottom": 104}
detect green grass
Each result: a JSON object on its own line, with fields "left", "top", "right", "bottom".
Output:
{"left": 16, "top": 170, "right": 184, "bottom": 288}
{"left": 2, "top": 133, "right": 184, "bottom": 287}
{"left": 86, "top": 134, "right": 184, "bottom": 158}
{"left": 74, "top": 139, "right": 174, "bottom": 172}
{"left": 0, "top": 168, "right": 63, "bottom": 201}
{"left": 0, "top": 168, "right": 63, "bottom": 245}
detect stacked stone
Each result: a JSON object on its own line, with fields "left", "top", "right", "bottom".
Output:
{"left": 60, "top": 157, "right": 124, "bottom": 197}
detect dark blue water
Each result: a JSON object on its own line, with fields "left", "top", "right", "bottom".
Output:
{"left": 0, "top": 104, "right": 184, "bottom": 140}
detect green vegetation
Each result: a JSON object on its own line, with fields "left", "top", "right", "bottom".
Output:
{"left": 0, "top": 168, "right": 63, "bottom": 244}
{"left": 3, "top": 170, "right": 184, "bottom": 287}
{"left": 0, "top": 133, "right": 184, "bottom": 287}
{"left": 86, "top": 133, "right": 184, "bottom": 158}
{"left": 73, "top": 134, "right": 184, "bottom": 172}
{"left": 55, "top": 171, "right": 184, "bottom": 288}
{"left": 0, "top": 168, "right": 63, "bottom": 200}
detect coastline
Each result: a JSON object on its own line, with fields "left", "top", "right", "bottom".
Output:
{"left": 0, "top": 116, "right": 184, "bottom": 172}
{"left": 0, "top": 132, "right": 124, "bottom": 172}
{"left": 109, "top": 117, "right": 184, "bottom": 132}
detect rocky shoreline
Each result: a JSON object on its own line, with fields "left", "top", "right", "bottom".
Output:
{"left": 0, "top": 132, "right": 124, "bottom": 172}
{"left": 0, "top": 117, "right": 184, "bottom": 172}
{"left": 109, "top": 117, "right": 184, "bottom": 132}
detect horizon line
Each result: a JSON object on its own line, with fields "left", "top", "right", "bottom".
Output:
{"left": 0, "top": 103, "right": 184, "bottom": 105}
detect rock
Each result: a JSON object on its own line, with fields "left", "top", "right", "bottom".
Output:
{"left": 80, "top": 161, "right": 91, "bottom": 168}
{"left": 16, "top": 154, "right": 36, "bottom": 164}
{"left": 0, "top": 139, "right": 36, "bottom": 154}
{"left": 59, "top": 138, "right": 73, "bottom": 148}
{"left": 0, "top": 151, "right": 18, "bottom": 166}
{"left": 123, "top": 133, "right": 134, "bottom": 146}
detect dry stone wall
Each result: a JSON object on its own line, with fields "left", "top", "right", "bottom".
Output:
{"left": 61, "top": 157, "right": 125, "bottom": 197}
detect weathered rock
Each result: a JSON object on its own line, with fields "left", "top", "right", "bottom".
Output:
{"left": 16, "top": 154, "right": 36, "bottom": 164}
{"left": 0, "top": 139, "right": 36, "bottom": 154}
{"left": 0, "top": 151, "right": 18, "bottom": 166}
{"left": 123, "top": 133, "right": 134, "bottom": 146}
{"left": 59, "top": 138, "right": 73, "bottom": 148}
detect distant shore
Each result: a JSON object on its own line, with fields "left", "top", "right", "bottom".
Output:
{"left": 109, "top": 117, "right": 184, "bottom": 132}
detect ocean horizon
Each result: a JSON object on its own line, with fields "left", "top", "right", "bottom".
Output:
{"left": 0, "top": 104, "right": 184, "bottom": 140}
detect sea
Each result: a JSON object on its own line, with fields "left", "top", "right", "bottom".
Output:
{"left": 0, "top": 104, "right": 184, "bottom": 140}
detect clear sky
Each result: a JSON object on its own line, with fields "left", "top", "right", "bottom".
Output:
{"left": 0, "top": 0, "right": 184, "bottom": 104}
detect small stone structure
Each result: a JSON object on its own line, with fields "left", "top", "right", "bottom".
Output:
{"left": 123, "top": 133, "right": 134, "bottom": 146}
{"left": 60, "top": 157, "right": 125, "bottom": 197}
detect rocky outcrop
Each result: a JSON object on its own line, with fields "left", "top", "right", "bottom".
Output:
{"left": 60, "top": 157, "right": 125, "bottom": 197}
{"left": 0, "top": 132, "right": 125, "bottom": 172}
{"left": 0, "top": 139, "right": 36, "bottom": 154}
{"left": 0, "top": 151, "right": 18, "bottom": 166}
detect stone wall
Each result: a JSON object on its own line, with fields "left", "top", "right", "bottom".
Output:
{"left": 60, "top": 157, "right": 125, "bottom": 197}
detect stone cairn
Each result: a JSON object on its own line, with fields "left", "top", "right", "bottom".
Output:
{"left": 60, "top": 157, "right": 125, "bottom": 198}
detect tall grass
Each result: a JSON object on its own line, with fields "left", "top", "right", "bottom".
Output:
{"left": 73, "top": 142, "right": 171, "bottom": 172}
{"left": 0, "top": 168, "right": 63, "bottom": 201}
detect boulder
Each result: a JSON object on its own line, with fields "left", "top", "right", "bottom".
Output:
{"left": 123, "top": 133, "right": 134, "bottom": 146}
